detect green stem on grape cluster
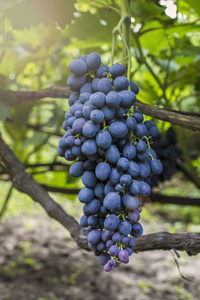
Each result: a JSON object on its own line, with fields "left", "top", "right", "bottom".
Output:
{"left": 92, "top": 0, "right": 121, "bottom": 15}
{"left": 110, "top": 0, "right": 131, "bottom": 80}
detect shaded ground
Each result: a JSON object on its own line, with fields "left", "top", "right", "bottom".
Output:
{"left": 0, "top": 215, "right": 200, "bottom": 300}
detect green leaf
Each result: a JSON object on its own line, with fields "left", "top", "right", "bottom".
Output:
{"left": 139, "top": 28, "right": 168, "bottom": 54}
{"left": 6, "top": 0, "right": 76, "bottom": 30}
{"left": 130, "top": 0, "right": 165, "bottom": 21}
{"left": 22, "top": 131, "right": 48, "bottom": 147}
{"left": 178, "top": 44, "right": 200, "bottom": 57}
{"left": 178, "top": 0, "right": 200, "bottom": 14}
{"left": 0, "top": 102, "right": 12, "bottom": 120}
{"left": 66, "top": 9, "right": 120, "bottom": 47}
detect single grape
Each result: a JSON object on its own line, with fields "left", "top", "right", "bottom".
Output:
{"left": 82, "top": 171, "right": 97, "bottom": 188}
{"left": 106, "top": 91, "right": 121, "bottom": 107}
{"left": 109, "top": 63, "right": 126, "bottom": 78}
{"left": 67, "top": 74, "right": 86, "bottom": 91}
{"left": 86, "top": 52, "right": 101, "bottom": 70}
{"left": 118, "top": 250, "right": 129, "bottom": 263}
{"left": 109, "top": 168, "right": 123, "bottom": 185}
{"left": 112, "top": 232, "right": 122, "bottom": 243}
{"left": 96, "top": 130, "right": 112, "bottom": 149}
{"left": 80, "top": 215, "right": 88, "bottom": 227}
{"left": 104, "top": 182, "right": 115, "bottom": 195}
{"left": 104, "top": 214, "right": 120, "bottom": 230}
{"left": 91, "top": 78, "right": 100, "bottom": 92}
{"left": 104, "top": 263, "right": 113, "bottom": 272}
{"left": 81, "top": 139, "right": 97, "bottom": 156}
{"left": 109, "top": 122, "right": 128, "bottom": 138}
{"left": 87, "top": 229, "right": 102, "bottom": 244}
{"left": 72, "top": 118, "right": 87, "bottom": 134}
{"left": 105, "top": 145, "right": 120, "bottom": 164}
{"left": 68, "top": 59, "right": 87, "bottom": 76}
{"left": 150, "top": 159, "right": 163, "bottom": 174}
{"left": 133, "top": 112, "right": 143, "bottom": 123}
{"left": 113, "top": 76, "right": 129, "bottom": 91}
{"left": 84, "top": 199, "right": 101, "bottom": 214}
{"left": 140, "top": 181, "right": 151, "bottom": 196}
{"left": 78, "top": 187, "right": 94, "bottom": 203}
{"left": 130, "top": 81, "right": 139, "bottom": 95}
{"left": 94, "top": 183, "right": 105, "bottom": 199}
{"left": 79, "top": 92, "right": 91, "bottom": 104}
{"left": 128, "top": 210, "right": 140, "bottom": 223}
{"left": 95, "top": 162, "right": 111, "bottom": 181}
{"left": 90, "top": 92, "right": 106, "bottom": 108}
{"left": 68, "top": 92, "right": 79, "bottom": 106}
{"left": 103, "top": 193, "right": 121, "bottom": 210}
{"left": 122, "top": 143, "right": 136, "bottom": 160}
{"left": 129, "top": 180, "right": 141, "bottom": 195}
{"left": 118, "top": 220, "right": 132, "bottom": 235}
{"left": 88, "top": 215, "right": 98, "bottom": 226}
{"left": 117, "top": 157, "right": 130, "bottom": 171}
{"left": 98, "top": 78, "right": 111, "bottom": 94}
{"left": 90, "top": 109, "right": 104, "bottom": 124}
{"left": 120, "top": 174, "right": 132, "bottom": 186}
{"left": 101, "top": 105, "right": 116, "bottom": 120}
{"left": 118, "top": 90, "right": 136, "bottom": 108}
{"left": 109, "top": 245, "right": 119, "bottom": 256}
{"left": 97, "top": 241, "right": 106, "bottom": 252}
{"left": 127, "top": 161, "right": 140, "bottom": 178}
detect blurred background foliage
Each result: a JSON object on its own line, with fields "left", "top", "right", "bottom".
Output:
{"left": 0, "top": 0, "right": 200, "bottom": 231}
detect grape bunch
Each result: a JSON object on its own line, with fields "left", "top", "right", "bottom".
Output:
{"left": 57, "top": 52, "right": 163, "bottom": 272}
{"left": 150, "top": 127, "right": 182, "bottom": 188}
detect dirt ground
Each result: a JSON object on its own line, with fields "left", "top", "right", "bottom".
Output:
{"left": 0, "top": 215, "right": 200, "bottom": 300}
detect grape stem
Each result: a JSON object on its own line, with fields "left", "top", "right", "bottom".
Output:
{"left": 92, "top": 0, "right": 121, "bottom": 15}
{"left": 110, "top": 14, "right": 132, "bottom": 82}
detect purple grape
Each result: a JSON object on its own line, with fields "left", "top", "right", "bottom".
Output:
{"left": 118, "top": 250, "right": 129, "bottom": 263}
{"left": 106, "top": 91, "right": 121, "bottom": 107}
{"left": 104, "top": 214, "right": 120, "bottom": 230}
{"left": 98, "top": 78, "right": 111, "bottom": 94}
{"left": 113, "top": 76, "right": 129, "bottom": 91}
{"left": 95, "top": 162, "right": 111, "bottom": 181}
{"left": 87, "top": 229, "right": 102, "bottom": 244}
{"left": 104, "top": 263, "right": 113, "bottom": 272}
{"left": 109, "top": 122, "right": 128, "bottom": 138}
{"left": 105, "top": 145, "right": 120, "bottom": 164}
{"left": 109, "top": 245, "right": 119, "bottom": 256}
{"left": 86, "top": 52, "right": 101, "bottom": 70}
{"left": 118, "top": 220, "right": 132, "bottom": 235}
{"left": 103, "top": 193, "right": 121, "bottom": 210}
{"left": 99, "top": 252, "right": 111, "bottom": 265}
{"left": 68, "top": 59, "right": 87, "bottom": 75}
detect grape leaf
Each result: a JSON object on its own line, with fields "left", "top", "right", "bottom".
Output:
{"left": 66, "top": 9, "right": 120, "bottom": 47}
{"left": 6, "top": 0, "right": 76, "bottom": 30}
{"left": 130, "top": 0, "right": 165, "bottom": 21}
{"left": 179, "top": 0, "right": 200, "bottom": 14}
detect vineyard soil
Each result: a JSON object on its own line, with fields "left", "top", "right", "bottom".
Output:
{"left": 0, "top": 215, "right": 199, "bottom": 300}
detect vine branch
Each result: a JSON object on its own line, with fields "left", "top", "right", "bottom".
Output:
{"left": 9, "top": 86, "right": 200, "bottom": 131}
